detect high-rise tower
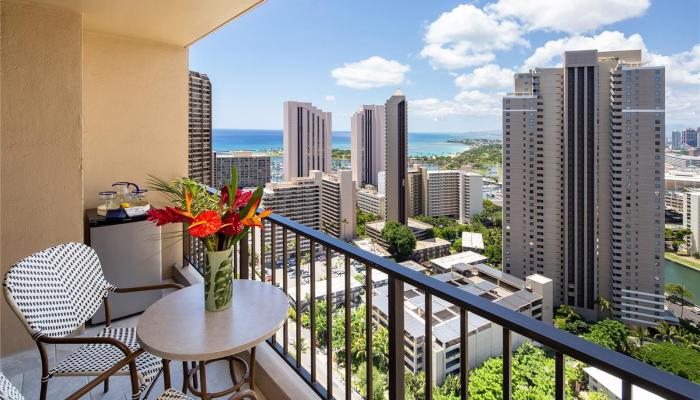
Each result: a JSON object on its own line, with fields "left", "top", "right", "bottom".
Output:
{"left": 384, "top": 91, "right": 409, "bottom": 224}
{"left": 351, "top": 105, "right": 386, "bottom": 188}
{"left": 503, "top": 50, "right": 666, "bottom": 325}
{"left": 188, "top": 71, "right": 212, "bottom": 186}
{"left": 283, "top": 101, "right": 332, "bottom": 181}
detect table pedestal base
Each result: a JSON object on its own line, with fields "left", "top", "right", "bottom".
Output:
{"left": 180, "top": 347, "right": 257, "bottom": 400}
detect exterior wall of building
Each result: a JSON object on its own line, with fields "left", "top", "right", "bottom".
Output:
{"left": 408, "top": 166, "right": 426, "bottom": 217}
{"left": 426, "top": 170, "right": 460, "bottom": 218}
{"left": 261, "top": 172, "right": 323, "bottom": 260}
{"left": 1, "top": 0, "right": 84, "bottom": 356}
{"left": 283, "top": 101, "right": 331, "bottom": 181}
{"left": 608, "top": 62, "right": 666, "bottom": 325}
{"left": 213, "top": 151, "right": 271, "bottom": 188}
{"left": 83, "top": 31, "right": 188, "bottom": 281}
{"left": 357, "top": 186, "right": 386, "bottom": 218}
{"left": 384, "top": 92, "right": 408, "bottom": 224}
{"left": 188, "top": 71, "right": 212, "bottom": 186}
{"left": 459, "top": 172, "right": 483, "bottom": 223}
{"left": 321, "top": 170, "right": 357, "bottom": 241}
{"left": 351, "top": 105, "right": 385, "bottom": 188}
{"left": 686, "top": 193, "right": 700, "bottom": 253}
{"left": 504, "top": 50, "right": 665, "bottom": 324}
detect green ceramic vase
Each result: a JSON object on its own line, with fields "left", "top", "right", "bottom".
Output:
{"left": 203, "top": 248, "right": 233, "bottom": 312}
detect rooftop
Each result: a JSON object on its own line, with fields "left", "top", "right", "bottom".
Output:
{"left": 461, "top": 232, "right": 485, "bottom": 250}
{"left": 430, "top": 251, "right": 488, "bottom": 270}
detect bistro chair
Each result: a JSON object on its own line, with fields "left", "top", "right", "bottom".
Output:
{"left": 3, "top": 242, "right": 182, "bottom": 400}
{"left": 0, "top": 371, "right": 24, "bottom": 400}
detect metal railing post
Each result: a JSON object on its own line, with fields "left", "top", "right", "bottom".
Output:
{"left": 388, "top": 275, "right": 405, "bottom": 400}
{"left": 240, "top": 231, "right": 250, "bottom": 279}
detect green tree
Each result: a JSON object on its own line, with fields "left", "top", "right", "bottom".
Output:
{"left": 466, "top": 343, "right": 575, "bottom": 399}
{"left": 630, "top": 326, "right": 649, "bottom": 346}
{"left": 594, "top": 296, "right": 612, "bottom": 316}
{"left": 381, "top": 220, "right": 417, "bottom": 261}
{"left": 638, "top": 342, "right": 700, "bottom": 383}
{"left": 654, "top": 321, "right": 677, "bottom": 343}
{"left": 555, "top": 305, "right": 589, "bottom": 335}
{"left": 582, "top": 319, "right": 633, "bottom": 355}
{"left": 666, "top": 283, "right": 695, "bottom": 319}
{"left": 355, "top": 363, "right": 387, "bottom": 400}
{"left": 404, "top": 371, "right": 426, "bottom": 400}
{"left": 356, "top": 209, "right": 380, "bottom": 237}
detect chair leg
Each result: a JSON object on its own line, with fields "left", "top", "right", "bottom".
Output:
{"left": 104, "top": 377, "right": 109, "bottom": 393}
{"left": 39, "top": 378, "right": 48, "bottom": 400}
{"left": 37, "top": 342, "right": 50, "bottom": 400}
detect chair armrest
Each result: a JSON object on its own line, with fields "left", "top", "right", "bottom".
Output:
{"left": 40, "top": 335, "right": 133, "bottom": 357}
{"left": 65, "top": 348, "right": 145, "bottom": 400}
{"left": 114, "top": 282, "right": 184, "bottom": 293}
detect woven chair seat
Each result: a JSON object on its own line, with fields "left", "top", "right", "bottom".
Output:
{"left": 52, "top": 326, "right": 160, "bottom": 395}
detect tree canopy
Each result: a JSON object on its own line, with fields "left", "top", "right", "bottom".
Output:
{"left": 381, "top": 220, "right": 417, "bottom": 261}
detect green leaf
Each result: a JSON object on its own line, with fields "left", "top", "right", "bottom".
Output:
{"left": 239, "top": 186, "right": 263, "bottom": 218}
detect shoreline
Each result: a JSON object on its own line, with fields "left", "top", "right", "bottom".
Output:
{"left": 665, "top": 252, "right": 700, "bottom": 272}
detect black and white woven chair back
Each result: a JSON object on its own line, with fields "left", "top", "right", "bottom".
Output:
{"left": 0, "top": 371, "right": 24, "bottom": 400}
{"left": 3, "top": 242, "right": 114, "bottom": 340}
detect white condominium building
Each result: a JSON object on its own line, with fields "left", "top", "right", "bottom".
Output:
{"left": 503, "top": 49, "right": 666, "bottom": 325}
{"left": 283, "top": 101, "right": 332, "bottom": 181}
{"left": 213, "top": 151, "right": 271, "bottom": 188}
{"left": 351, "top": 105, "right": 386, "bottom": 188}
{"left": 261, "top": 171, "right": 323, "bottom": 260}
{"left": 357, "top": 185, "right": 386, "bottom": 218}
{"left": 422, "top": 169, "right": 483, "bottom": 223}
{"left": 372, "top": 264, "right": 552, "bottom": 386}
{"left": 321, "top": 170, "right": 356, "bottom": 241}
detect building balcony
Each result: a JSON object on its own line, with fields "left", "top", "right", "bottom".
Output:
{"left": 0, "top": 1, "right": 699, "bottom": 399}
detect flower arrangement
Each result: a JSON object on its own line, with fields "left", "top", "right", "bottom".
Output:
{"left": 146, "top": 168, "right": 270, "bottom": 311}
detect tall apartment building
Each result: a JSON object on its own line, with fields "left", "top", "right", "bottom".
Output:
{"left": 283, "top": 101, "right": 332, "bottom": 181}
{"left": 357, "top": 185, "right": 386, "bottom": 218}
{"left": 682, "top": 190, "right": 700, "bottom": 252}
{"left": 261, "top": 172, "right": 323, "bottom": 261}
{"left": 321, "top": 170, "right": 357, "bottom": 241}
{"left": 188, "top": 71, "right": 212, "bottom": 186}
{"left": 213, "top": 151, "right": 271, "bottom": 188}
{"left": 351, "top": 105, "right": 386, "bottom": 188}
{"left": 681, "top": 128, "right": 698, "bottom": 148}
{"left": 384, "top": 91, "right": 409, "bottom": 224}
{"left": 671, "top": 130, "right": 682, "bottom": 150}
{"left": 407, "top": 165, "right": 426, "bottom": 218}
{"left": 426, "top": 170, "right": 460, "bottom": 218}
{"left": 419, "top": 169, "right": 484, "bottom": 222}
{"left": 503, "top": 49, "right": 666, "bottom": 325}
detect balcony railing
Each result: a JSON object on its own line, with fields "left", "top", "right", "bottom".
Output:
{"left": 184, "top": 211, "right": 700, "bottom": 400}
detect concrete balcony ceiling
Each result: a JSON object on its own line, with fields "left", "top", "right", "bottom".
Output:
{"left": 34, "top": 0, "right": 264, "bottom": 46}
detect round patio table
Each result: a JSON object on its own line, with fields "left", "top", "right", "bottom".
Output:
{"left": 137, "top": 280, "right": 288, "bottom": 399}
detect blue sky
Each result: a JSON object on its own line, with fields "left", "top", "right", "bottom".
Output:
{"left": 189, "top": 0, "right": 700, "bottom": 133}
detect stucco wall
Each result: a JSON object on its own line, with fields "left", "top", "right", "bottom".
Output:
{"left": 82, "top": 32, "right": 188, "bottom": 278}
{"left": 1, "top": 0, "right": 83, "bottom": 356}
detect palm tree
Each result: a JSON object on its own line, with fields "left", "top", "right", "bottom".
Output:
{"left": 630, "top": 326, "right": 649, "bottom": 346}
{"left": 291, "top": 337, "right": 308, "bottom": 355}
{"left": 594, "top": 295, "right": 612, "bottom": 316}
{"left": 665, "top": 283, "right": 695, "bottom": 319}
{"left": 654, "top": 321, "right": 677, "bottom": 343}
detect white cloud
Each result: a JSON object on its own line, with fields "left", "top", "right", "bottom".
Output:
{"left": 455, "top": 64, "right": 515, "bottom": 90}
{"left": 325, "top": 95, "right": 336, "bottom": 102}
{"left": 331, "top": 56, "right": 410, "bottom": 89}
{"left": 647, "top": 45, "right": 700, "bottom": 86}
{"left": 487, "top": 0, "right": 650, "bottom": 34}
{"left": 411, "top": 90, "right": 502, "bottom": 119}
{"left": 420, "top": 4, "right": 527, "bottom": 70}
{"left": 666, "top": 87, "right": 700, "bottom": 125}
{"left": 522, "top": 31, "right": 646, "bottom": 70}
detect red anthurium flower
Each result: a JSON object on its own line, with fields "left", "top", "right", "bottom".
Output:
{"left": 233, "top": 189, "right": 253, "bottom": 210}
{"left": 188, "top": 210, "right": 222, "bottom": 238}
{"left": 147, "top": 207, "right": 192, "bottom": 226}
{"left": 220, "top": 186, "right": 229, "bottom": 208}
{"left": 219, "top": 214, "right": 244, "bottom": 236}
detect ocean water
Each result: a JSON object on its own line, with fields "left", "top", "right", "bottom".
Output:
{"left": 213, "top": 129, "right": 501, "bottom": 156}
